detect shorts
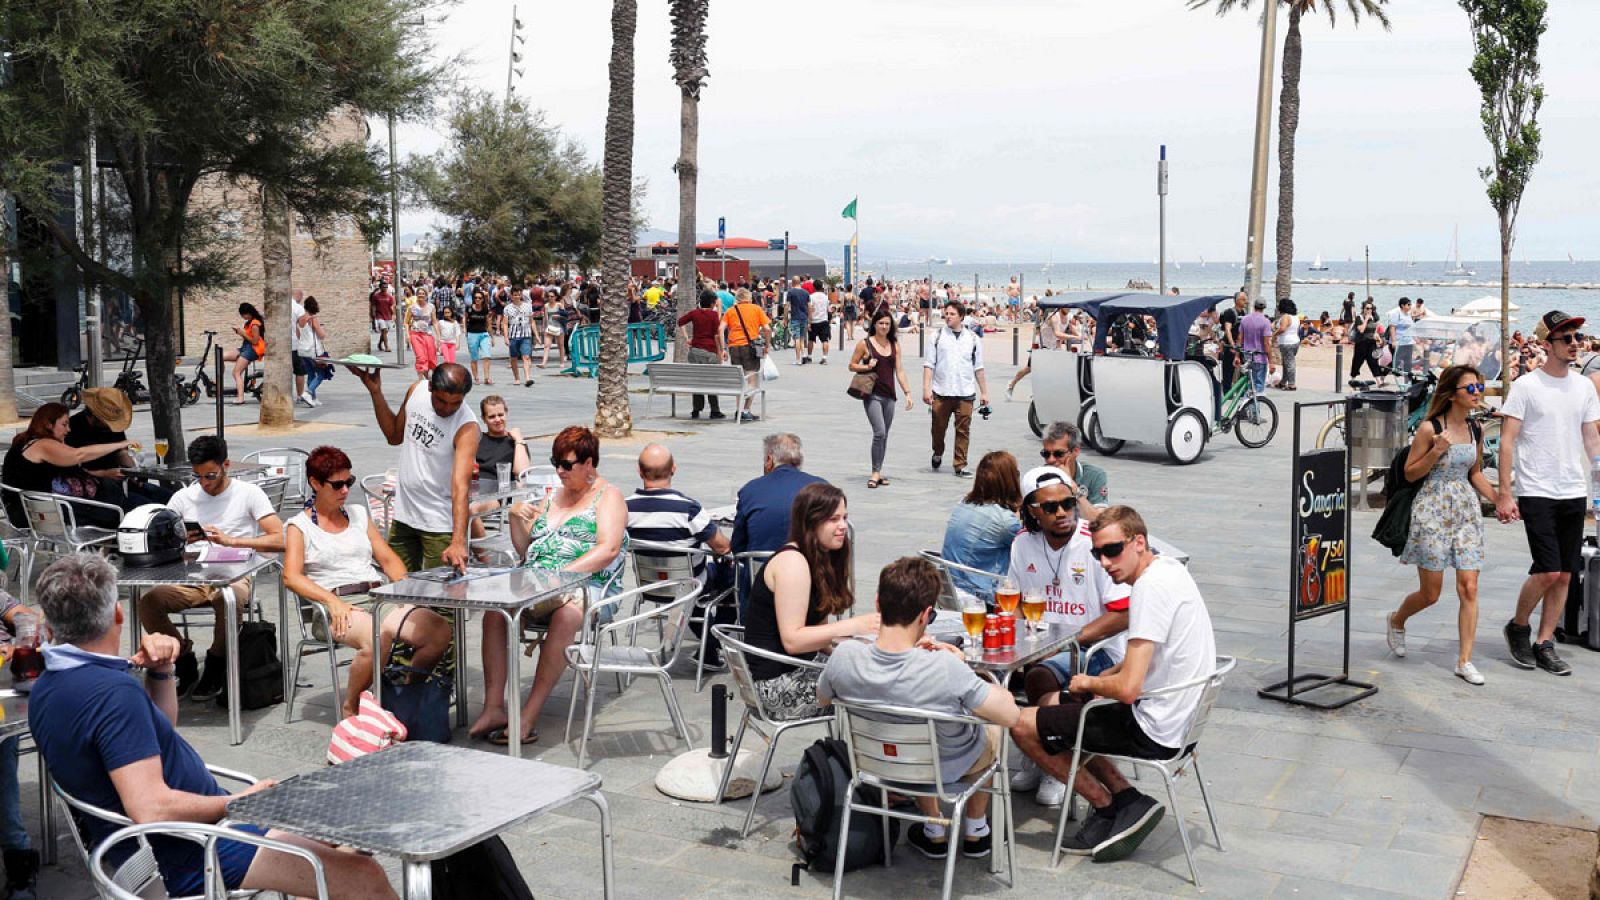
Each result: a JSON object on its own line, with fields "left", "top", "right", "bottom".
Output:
{"left": 386, "top": 519, "right": 455, "bottom": 572}
{"left": 239, "top": 343, "right": 260, "bottom": 362}
{"left": 728, "top": 344, "right": 760, "bottom": 373}
{"left": 1036, "top": 647, "right": 1115, "bottom": 686}
{"left": 508, "top": 336, "right": 533, "bottom": 359}
{"left": 376, "top": 318, "right": 393, "bottom": 333}
{"left": 1035, "top": 695, "right": 1180, "bottom": 760}
{"left": 291, "top": 352, "right": 310, "bottom": 377}
{"left": 808, "top": 322, "right": 832, "bottom": 342}
{"left": 755, "top": 667, "right": 822, "bottom": 721}
{"left": 468, "top": 332, "right": 492, "bottom": 360}
{"left": 164, "top": 823, "right": 267, "bottom": 895}
{"left": 1518, "top": 496, "right": 1587, "bottom": 574}
{"left": 790, "top": 316, "right": 808, "bottom": 334}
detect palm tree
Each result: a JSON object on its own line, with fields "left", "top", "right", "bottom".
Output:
{"left": 0, "top": 191, "right": 16, "bottom": 423}
{"left": 258, "top": 185, "right": 296, "bottom": 427}
{"left": 669, "top": 0, "right": 709, "bottom": 361}
{"left": 595, "top": 0, "right": 638, "bottom": 438}
{"left": 1190, "top": 0, "right": 1390, "bottom": 309}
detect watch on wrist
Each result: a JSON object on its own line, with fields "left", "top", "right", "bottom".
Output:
{"left": 144, "top": 669, "right": 173, "bottom": 682}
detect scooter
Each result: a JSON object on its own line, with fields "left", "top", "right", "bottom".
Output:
{"left": 178, "top": 331, "right": 220, "bottom": 407}
{"left": 61, "top": 337, "right": 155, "bottom": 408}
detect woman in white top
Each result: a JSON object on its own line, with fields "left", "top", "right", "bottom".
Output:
{"left": 1274, "top": 299, "right": 1300, "bottom": 391}
{"left": 298, "top": 296, "right": 331, "bottom": 406}
{"left": 282, "top": 445, "right": 452, "bottom": 719}
{"left": 408, "top": 293, "right": 438, "bottom": 377}
{"left": 436, "top": 305, "right": 462, "bottom": 365}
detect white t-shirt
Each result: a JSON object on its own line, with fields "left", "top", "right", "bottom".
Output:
{"left": 167, "top": 479, "right": 274, "bottom": 539}
{"left": 1503, "top": 367, "right": 1600, "bottom": 500}
{"left": 1388, "top": 308, "right": 1414, "bottom": 347}
{"left": 392, "top": 383, "right": 479, "bottom": 533}
{"left": 1007, "top": 523, "right": 1130, "bottom": 662}
{"left": 809, "top": 292, "right": 831, "bottom": 325}
{"left": 287, "top": 504, "right": 382, "bottom": 591}
{"left": 1126, "top": 557, "right": 1216, "bottom": 749}
{"left": 290, "top": 300, "right": 307, "bottom": 352}
{"left": 436, "top": 319, "right": 461, "bottom": 345}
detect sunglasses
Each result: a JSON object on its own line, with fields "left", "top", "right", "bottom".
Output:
{"left": 321, "top": 477, "right": 357, "bottom": 490}
{"left": 1027, "top": 499, "right": 1074, "bottom": 516}
{"left": 195, "top": 470, "right": 225, "bottom": 482}
{"left": 1089, "top": 540, "right": 1129, "bottom": 561}
{"left": 551, "top": 457, "right": 581, "bottom": 471}
{"left": 1457, "top": 383, "right": 1485, "bottom": 395}
{"left": 1549, "top": 333, "right": 1582, "bottom": 345}
{"left": 1039, "top": 449, "right": 1073, "bottom": 460}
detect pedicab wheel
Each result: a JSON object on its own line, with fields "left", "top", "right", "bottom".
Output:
{"left": 60, "top": 387, "right": 82, "bottom": 409}
{"left": 1234, "top": 396, "right": 1280, "bottom": 449}
{"left": 1028, "top": 401, "right": 1044, "bottom": 438}
{"left": 1165, "top": 410, "right": 1208, "bottom": 465}
{"left": 1079, "top": 402, "right": 1123, "bottom": 456}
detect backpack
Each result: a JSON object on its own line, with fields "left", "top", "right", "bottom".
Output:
{"left": 430, "top": 835, "right": 534, "bottom": 900}
{"left": 234, "top": 621, "right": 283, "bottom": 710}
{"left": 1372, "top": 417, "right": 1480, "bottom": 557}
{"left": 790, "top": 737, "right": 899, "bottom": 881}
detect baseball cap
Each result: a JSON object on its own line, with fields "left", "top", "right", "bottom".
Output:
{"left": 1536, "top": 310, "right": 1586, "bottom": 341}
{"left": 1021, "top": 466, "right": 1075, "bottom": 498}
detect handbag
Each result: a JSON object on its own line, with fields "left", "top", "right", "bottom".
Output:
{"left": 327, "top": 690, "right": 408, "bottom": 764}
{"left": 430, "top": 835, "right": 535, "bottom": 900}
{"left": 733, "top": 303, "right": 767, "bottom": 358}
{"left": 847, "top": 349, "right": 877, "bottom": 400}
{"left": 380, "top": 608, "right": 453, "bottom": 743}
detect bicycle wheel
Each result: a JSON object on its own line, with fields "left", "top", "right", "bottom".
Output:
{"left": 1028, "top": 401, "right": 1044, "bottom": 438}
{"left": 60, "top": 386, "right": 82, "bottom": 409}
{"left": 1233, "top": 396, "right": 1279, "bottom": 448}
{"left": 1316, "top": 413, "right": 1346, "bottom": 450}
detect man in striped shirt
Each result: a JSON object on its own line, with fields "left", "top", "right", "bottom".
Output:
{"left": 502, "top": 289, "right": 536, "bottom": 387}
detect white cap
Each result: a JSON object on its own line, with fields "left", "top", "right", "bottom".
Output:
{"left": 1021, "top": 465, "right": 1075, "bottom": 498}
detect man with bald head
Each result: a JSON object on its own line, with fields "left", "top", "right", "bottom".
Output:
{"left": 624, "top": 444, "right": 730, "bottom": 579}
{"left": 1217, "top": 291, "right": 1249, "bottom": 393}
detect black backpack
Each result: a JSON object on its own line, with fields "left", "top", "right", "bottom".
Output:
{"left": 431, "top": 836, "right": 534, "bottom": 900}
{"left": 790, "top": 738, "right": 899, "bottom": 881}
{"left": 234, "top": 621, "right": 283, "bottom": 710}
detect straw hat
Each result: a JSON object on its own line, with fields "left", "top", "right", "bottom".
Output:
{"left": 82, "top": 388, "right": 133, "bottom": 431}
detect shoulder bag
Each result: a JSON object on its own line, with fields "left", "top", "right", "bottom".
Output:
{"left": 733, "top": 304, "right": 767, "bottom": 358}
{"left": 847, "top": 344, "right": 877, "bottom": 400}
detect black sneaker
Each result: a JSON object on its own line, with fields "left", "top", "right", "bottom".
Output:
{"left": 931, "top": 455, "right": 942, "bottom": 471}
{"left": 690, "top": 410, "right": 701, "bottom": 420}
{"left": 1060, "top": 807, "right": 1117, "bottom": 856}
{"left": 961, "top": 830, "right": 992, "bottom": 858}
{"left": 708, "top": 411, "right": 728, "bottom": 420}
{"left": 189, "top": 652, "right": 227, "bottom": 701}
{"left": 739, "top": 411, "right": 760, "bottom": 423}
{"left": 174, "top": 651, "right": 200, "bottom": 697}
{"left": 1504, "top": 620, "right": 1537, "bottom": 670}
{"left": 3, "top": 848, "right": 39, "bottom": 900}
{"left": 907, "top": 823, "right": 949, "bottom": 859}
{"left": 1535, "top": 640, "right": 1572, "bottom": 676}
{"left": 523, "top": 379, "right": 535, "bottom": 387}
{"left": 1092, "top": 793, "right": 1164, "bottom": 863}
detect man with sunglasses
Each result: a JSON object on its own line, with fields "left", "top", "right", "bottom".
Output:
{"left": 144, "top": 436, "right": 284, "bottom": 701}
{"left": 1039, "top": 421, "right": 1108, "bottom": 521}
{"left": 1497, "top": 310, "right": 1600, "bottom": 676}
{"left": 1009, "top": 505, "right": 1214, "bottom": 863}
{"left": 1006, "top": 466, "right": 1130, "bottom": 808}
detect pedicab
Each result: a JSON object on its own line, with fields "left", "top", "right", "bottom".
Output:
{"left": 1026, "top": 293, "right": 1125, "bottom": 438}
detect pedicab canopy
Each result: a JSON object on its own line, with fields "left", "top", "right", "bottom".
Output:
{"left": 1040, "top": 293, "right": 1230, "bottom": 361}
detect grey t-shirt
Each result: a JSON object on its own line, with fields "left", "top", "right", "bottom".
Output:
{"left": 818, "top": 639, "right": 991, "bottom": 777}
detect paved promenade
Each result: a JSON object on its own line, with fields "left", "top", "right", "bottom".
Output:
{"left": 21, "top": 337, "right": 1600, "bottom": 899}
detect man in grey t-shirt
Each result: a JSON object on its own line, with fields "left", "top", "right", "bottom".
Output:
{"left": 818, "top": 557, "right": 1019, "bottom": 860}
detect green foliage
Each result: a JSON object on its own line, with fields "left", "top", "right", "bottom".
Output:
{"left": 405, "top": 91, "right": 605, "bottom": 276}
{"left": 1187, "top": 0, "right": 1390, "bottom": 29}
{"left": 1460, "top": 0, "right": 1547, "bottom": 230}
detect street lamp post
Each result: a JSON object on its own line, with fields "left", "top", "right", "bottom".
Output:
{"left": 388, "top": 112, "right": 405, "bottom": 367}
{"left": 1158, "top": 144, "right": 1169, "bottom": 297}
{"left": 1242, "top": 2, "right": 1280, "bottom": 306}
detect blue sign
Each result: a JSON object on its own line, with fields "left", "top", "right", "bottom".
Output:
{"left": 717, "top": 217, "right": 726, "bottom": 240}
{"left": 843, "top": 245, "right": 854, "bottom": 288}
{"left": 768, "top": 238, "right": 785, "bottom": 250}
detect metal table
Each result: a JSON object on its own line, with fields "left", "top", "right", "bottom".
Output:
{"left": 369, "top": 567, "right": 589, "bottom": 757}
{"left": 119, "top": 462, "right": 270, "bottom": 487}
{"left": 118, "top": 554, "right": 283, "bottom": 745}
{"left": 227, "top": 741, "right": 613, "bottom": 900}
{"left": 965, "top": 621, "right": 1080, "bottom": 686}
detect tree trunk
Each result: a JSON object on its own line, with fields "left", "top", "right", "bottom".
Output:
{"left": 595, "top": 0, "right": 638, "bottom": 438}
{"left": 673, "top": 88, "right": 698, "bottom": 363}
{"left": 1500, "top": 227, "right": 1511, "bottom": 389}
{"left": 138, "top": 284, "right": 184, "bottom": 447}
{"left": 258, "top": 186, "right": 295, "bottom": 428}
{"left": 1273, "top": 4, "right": 1303, "bottom": 312}
{"left": 0, "top": 191, "right": 16, "bottom": 423}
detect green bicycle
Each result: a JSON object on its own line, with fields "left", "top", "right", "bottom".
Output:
{"left": 1216, "top": 359, "right": 1280, "bottom": 450}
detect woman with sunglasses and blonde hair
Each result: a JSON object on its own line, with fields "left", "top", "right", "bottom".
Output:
{"left": 1384, "top": 365, "right": 1498, "bottom": 685}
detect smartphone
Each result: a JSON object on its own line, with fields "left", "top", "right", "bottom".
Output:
{"left": 184, "top": 521, "right": 205, "bottom": 542}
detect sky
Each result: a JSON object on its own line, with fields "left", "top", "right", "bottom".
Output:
{"left": 386, "top": 0, "right": 1600, "bottom": 264}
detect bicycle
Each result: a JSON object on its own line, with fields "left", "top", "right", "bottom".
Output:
{"left": 769, "top": 319, "right": 793, "bottom": 351}
{"left": 1215, "top": 352, "right": 1280, "bottom": 449}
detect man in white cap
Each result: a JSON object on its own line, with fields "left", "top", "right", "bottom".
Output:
{"left": 1004, "top": 465, "right": 1130, "bottom": 808}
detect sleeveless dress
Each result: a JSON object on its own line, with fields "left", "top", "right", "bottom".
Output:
{"left": 522, "top": 489, "right": 628, "bottom": 620}
{"left": 1399, "top": 442, "right": 1485, "bottom": 571}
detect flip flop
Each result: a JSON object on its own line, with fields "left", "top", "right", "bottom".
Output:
{"left": 867, "top": 477, "right": 882, "bottom": 489}
{"left": 486, "top": 727, "right": 538, "bottom": 747}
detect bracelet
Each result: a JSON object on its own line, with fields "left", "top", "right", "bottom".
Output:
{"left": 144, "top": 669, "right": 174, "bottom": 682}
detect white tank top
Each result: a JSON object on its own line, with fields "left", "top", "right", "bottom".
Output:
{"left": 287, "top": 504, "right": 381, "bottom": 591}
{"left": 391, "top": 383, "right": 479, "bottom": 533}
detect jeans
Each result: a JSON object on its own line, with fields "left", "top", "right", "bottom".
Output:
{"left": 306, "top": 359, "right": 331, "bottom": 397}
{"left": 686, "top": 346, "right": 723, "bottom": 415}
{"left": 1250, "top": 359, "right": 1268, "bottom": 395}
{"left": 1278, "top": 343, "right": 1298, "bottom": 387}
{"left": 862, "top": 394, "right": 896, "bottom": 472}
{"left": 1393, "top": 344, "right": 1415, "bottom": 379}
{"left": 0, "top": 737, "right": 30, "bottom": 851}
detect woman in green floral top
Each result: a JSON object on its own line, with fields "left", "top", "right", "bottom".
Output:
{"left": 471, "top": 425, "right": 628, "bottom": 745}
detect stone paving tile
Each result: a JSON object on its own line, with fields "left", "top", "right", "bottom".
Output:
{"left": 1340, "top": 846, "right": 1468, "bottom": 898}
{"left": 1271, "top": 874, "right": 1414, "bottom": 899}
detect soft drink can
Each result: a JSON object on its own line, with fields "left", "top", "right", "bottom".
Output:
{"left": 999, "top": 613, "right": 1016, "bottom": 647}
{"left": 983, "top": 619, "right": 1001, "bottom": 653}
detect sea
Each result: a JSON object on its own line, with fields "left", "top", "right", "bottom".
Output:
{"left": 868, "top": 259, "right": 1600, "bottom": 330}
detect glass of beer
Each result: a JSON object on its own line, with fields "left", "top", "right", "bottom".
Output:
{"left": 154, "top": 438, "right": 170, "bottom": 467}
{"left": 1021, "top": 591, "right": 1046, "bottom": 638}
{"left": 961, "top": 604, "right": 987, "bottom": 660}
{"left": 994, "top": 576, "right": 1021, "bottom": 615}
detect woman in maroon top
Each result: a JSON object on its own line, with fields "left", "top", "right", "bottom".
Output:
{"left": 676, "top": 289, "right": 728, "bottom": 420}
{"left": 849, "top": 308, "right": 912, "bottom": 488}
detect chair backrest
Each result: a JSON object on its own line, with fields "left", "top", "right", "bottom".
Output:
{"left": 833, "top": 698, "right": 982, "bottom": 799}
{"left": 630, "top": 541, "right": 707, "bottom": 602}
{"left": 1179, "top": 656, "right": 1236, "bottom": 748}
{"left": 253, "top": 476, "right": 290, "bottom": 512}
{"left": 19, "top": 492, "right": 73, "bottom": 541}
{"left": 711, "top": 624, "right": 829, "bottom": 727}
{"left": 244, "top": 448, "right": 309, "bottom": 505}
{"left": 359, "top": 471, "right": 396, "bottom": 536}
{"left": 91, "top": 822, "right": 330, "bottom": 900}
{"left": 918, "top": 548, "right": 1002, "bottom": 612}
{"left": 51, "top": 778, "right": 158, "bottom": 897}
{"left": 730, "top": 550, "right": 773, "bottom": 620}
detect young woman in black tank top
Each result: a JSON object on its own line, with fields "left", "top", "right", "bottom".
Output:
{"left": 848, "top": 308, "right": 913, "bottom": 489}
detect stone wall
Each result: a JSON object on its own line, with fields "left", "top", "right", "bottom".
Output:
{"left": 182, "top": 110, "right": 374, "bottom": 360}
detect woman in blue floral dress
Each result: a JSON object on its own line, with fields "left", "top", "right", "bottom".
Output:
{"left": 1386, "top": 365, "right": 1499, "bottom": 685}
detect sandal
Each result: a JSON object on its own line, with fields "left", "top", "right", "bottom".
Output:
{"left": 877, "top": 476, "right": 891, "bottom": 486}
{"left": 486, "top": 727, "right": 538, "bottom": 747}
{"left": 867, "top": 476, "right": 883, "bottom": 489}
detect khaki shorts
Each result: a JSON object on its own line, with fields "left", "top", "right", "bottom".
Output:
{"left": 960, "top": 725, "right": 1004, "bottom": 780}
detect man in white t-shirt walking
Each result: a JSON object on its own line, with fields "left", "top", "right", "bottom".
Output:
{"left": 1496, "top": 310, "right": 1600, "bottom": 675}
{"left": 1388, "top": 297, "right": 1417, "bottom": 381}
{"left": 144, "top": 435, "right": 284, "bottom": 701}
{"left": 1009, "top": 506, "right": 1215, "bottom": 864}
{"left": 923, "top": 301, "right": 989, "bottom": 478}
{"left": 807, "top": 286, "right": 833, "bottom": 363}
{"left": 1006, "top": 466, "right": 1130, "bottom": 807}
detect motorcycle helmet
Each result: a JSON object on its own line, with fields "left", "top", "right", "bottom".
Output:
{"left": 117, "top": 504, "right": 187, "bottom": 567}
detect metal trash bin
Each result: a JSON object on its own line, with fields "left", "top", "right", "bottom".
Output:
{"left": 1347, "top": 391, "right": 1408, "bottom": 507}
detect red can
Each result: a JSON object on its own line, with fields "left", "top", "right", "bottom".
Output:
{"left": 982, "top": 617, "right": 1001, "bottom": 653}
{"left": 997, "top": 613, "right": 1016, "bottom": 648}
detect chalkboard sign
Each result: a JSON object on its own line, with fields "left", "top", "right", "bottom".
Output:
{"left": 1293, "top": 446, "right": 1348, "bottom": 620}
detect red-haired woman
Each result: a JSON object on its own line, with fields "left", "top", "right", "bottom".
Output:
{"left": 2, "top": 403, "right": 133, "bottom": 528}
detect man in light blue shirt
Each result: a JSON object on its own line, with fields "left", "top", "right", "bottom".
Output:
{"left": 1388, "top": 297, "right": 1416, "bottom": 380}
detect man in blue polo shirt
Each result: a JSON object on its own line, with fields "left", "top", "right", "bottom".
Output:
{"left": 30, "top": 554, "right": 395, "bottom": 900}
{"left": 731, "top": 433, "right": 826, "bottom": 615}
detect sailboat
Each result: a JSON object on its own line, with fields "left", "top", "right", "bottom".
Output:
{"left": 1445, "top": 226, "right": 1475, "bottom": 276}
{"left": 1308, "top": 254, "right": 1329, "bottom": 271}
{"left": 1198, "top": 255, "right": 1206, "bottom": 268}
{"left": 1406, "top": 250, "right": 1416, "bottom": 268}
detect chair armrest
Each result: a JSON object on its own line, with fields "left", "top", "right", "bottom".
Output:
{"left": 64, "top": 496, "right": 127, "bottom": 519}
{"left": 205, "top": 765, "right": 259, "bottom": 788}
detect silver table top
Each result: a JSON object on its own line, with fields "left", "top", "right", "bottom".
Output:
{"left": 117, "top": 553, "right": 279, "bottom": 587}
{"left": 225, "top": 741, "right": 601, "bottom": 860}
{"left": 371, "top": 567, "right": 588, "bottom": 611}
{"left": 966, "top": 621, "right": 1079, "bottom": 675}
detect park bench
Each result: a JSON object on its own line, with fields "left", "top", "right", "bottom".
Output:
{"left": 561, "top": 322, "right": 668, "bottom": 378}
{"left": 644, "top": 362, "right": 766, "bottom": 423}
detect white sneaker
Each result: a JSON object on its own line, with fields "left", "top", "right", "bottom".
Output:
{"left": 1005, "top": 385, "right": 1015, "bottom": 402}
{"left": 1455, "top": 661, "right": 1485, "bottom": 685}
{"left": 1009, "top": 756, "right": 1041, "bottom": 792}
{"left": 296, "top": 392, "right": 312, "bottom": 408}
{"left": 1386, "top": 613, "right": 1407, "bottom": 658}
{"left": 1036, "top": 774, "right": 1067, "bottom": 808}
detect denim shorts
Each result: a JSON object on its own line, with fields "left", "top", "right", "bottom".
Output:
{"left": 468, "top": 332, "right": 492, "bottom": 360}
{"left": 1037, "top": 647, "right": 1114, "bottom": 684}
{"left": 239, "top": 343, "right": 260, "bottom": 362}
{"left": 509, "top": 337, "right": 533, "bottom": 359}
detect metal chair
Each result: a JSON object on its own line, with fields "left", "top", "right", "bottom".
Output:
{"left": 563, "top": 578, "right": 702, "bottom": 768}
{"left": 830, "top": 698, "right": 1016, "bottom": 900}
{"left": 282, "top": 586, "right": 372, "bottom": 724}
{"left": 919, "top": 548, "right": 1004, "bottom": 612}
{"left": 241, "top": 448, "right": 309, "bottom": 511}
{"left": 0, "top": 483, "right": 38, "bottom": 603}
{"left": 358, "top": 471, "right": 396, "bottom": 539}
{"left": 628, "top": 540, "right": 735, "bottom": 692}
{"left": 710, "top": 624, "right": 835, "bottom": 837}
{"left": 91, "top": 822, "right": 330, "bottom": 900}
{"left": 1053, "top": 649, "right": 1237, "bottom": 885}
{"left": 729, "top": 550, "right": 773, "bottom": 625}
{"left": 18, "top": 491, "right": 120, "bottom": 556}
{"left": 236, "top": 475, "right": 289, "bottom": 512}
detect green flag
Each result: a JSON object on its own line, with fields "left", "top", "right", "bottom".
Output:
{"left": 841, "top": 197, "right": 857, "bottom": 220}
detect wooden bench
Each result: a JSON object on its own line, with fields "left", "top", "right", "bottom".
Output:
{"left": 644, "top": 362, "right": 766, "bottom": 422}
{"left": 561, "top": 323, "right": 669, "bottom": 378}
